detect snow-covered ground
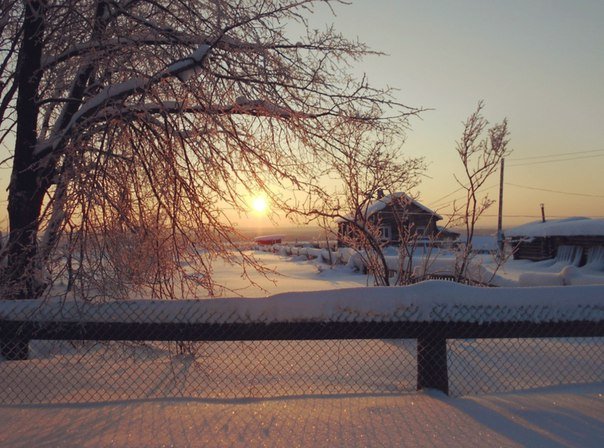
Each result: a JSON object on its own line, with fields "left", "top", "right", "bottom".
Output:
{"left": 1, "top": 383, "right": 602, "bottom": 447}
{"left": 209, "top": 251, "right": 368, "bottom": 297}
{"left": 1, "top": 251, "right": 603, "bottom": 447}
{"left": 255, "top": 243, "right": 604, "bottom": 288}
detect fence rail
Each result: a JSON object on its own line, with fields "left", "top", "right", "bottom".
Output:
{"left": 2, "top": 317, "right": 603, "bottom": 401}
{"left": 2, "top": 319, "right": 603, "bottom": 342}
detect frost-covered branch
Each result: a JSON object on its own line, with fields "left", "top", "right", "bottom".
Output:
{"left": 453, "top": 101, "right": 510, "bottom": 281}
{"left": 35, "top": 43, "right": 212, "bottom": 158}
{"left": 2, "top": 0, "right": 421, "bottom": 314}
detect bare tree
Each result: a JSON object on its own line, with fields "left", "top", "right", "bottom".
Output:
{"left": 297, "top": 123, "right": 425, "bottom": 286}
{"left": 453, "top": 101, "right": 510, "bottom": 282}
{"left": 0, "top": 0, "right": 421, "bottom": 305}
{"left": 0, "top": 1, "right": 424, "bottom": 359}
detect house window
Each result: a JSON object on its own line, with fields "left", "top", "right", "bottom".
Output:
{"left": 380, "top": 225, "right": 392, "bottom": 241}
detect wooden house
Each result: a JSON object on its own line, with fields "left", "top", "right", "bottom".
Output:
{"left": 507, "top": 217, "right": 604, "bottom": 262}
{"left": 336, "top": 192, "right": 449, "bottom": 247}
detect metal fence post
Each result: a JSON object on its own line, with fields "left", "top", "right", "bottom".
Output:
{"left": 417, "top": 337, "right": 449, "bottom": 395}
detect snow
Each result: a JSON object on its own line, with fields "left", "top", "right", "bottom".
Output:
{"left": 34, "top": 78, "right": 147, "bottom": 156}
{"left": 584, "top": 246, "right": 604, "bottom": 272}
{"left": 461, "top": 235, "right": 498, "bottom": 252}
{"left": 211, "top": 251, "right": 365, "bottom": 295}
{"left": 1, "top": 252, "right": 603, "bottom": 446}
{"left": 336, "top": 192, "right": 442, "bottom": 222}
{"left": 0, "top": 384, "right": 602, "bottom": 447}
{"left": 366, "top": 192, "right": 442, "bottom": 219}
{"left": 507, "top": 217, "right": 604, "bottom": 238}
{"left": 167, "top": 44, "right": 210, "bottom": 81}
{"left": 233, "top": 97, "right": 295, "bottom": 117}
{"left": 262, "top": 241, "right": 604, "bottom": 288}
{"left": 253, "top": 234, "right": 285, "bottom": 243}
{"left": 490, "top": 249, "right": 604, "bottom": 287}
{"left": 70, "top": 79, "right": 146, "bottom": 126}
{"left": 2, "top": 280, "right": 603, "bottom": 325}
{"left": 35, "top": 44, "right": 211, "bottom": 157}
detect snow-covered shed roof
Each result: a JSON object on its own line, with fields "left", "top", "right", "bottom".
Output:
{"left": 337, "top": 193, "right": 442, "bottom": 223}
{"left": 253, "top": 234, "right": 285, "bottom": 243}
{"left": 507, "top": 217, "right": 604, "bottom": 238}
{"left": 437, "top": 226, "right": 460, "bottom": 238}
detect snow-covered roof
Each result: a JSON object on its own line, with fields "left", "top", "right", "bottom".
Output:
{"left": 436, "top": 226, "right": 460, "bottom": 237}
{"left": 337, "top": 193, "right": 442, "bottom": 223}
{"left": 253, "top": 234, "right": 285, "bottom": 242}
{"left": 507, "top": 217, "right": 604, "bottom": 238}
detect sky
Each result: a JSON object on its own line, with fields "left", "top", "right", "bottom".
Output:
{"left": 301, "top": 0, "right": 604, "bottom": 229}
{"left": 2, "top": 1, "right": 603, "bottom": 233}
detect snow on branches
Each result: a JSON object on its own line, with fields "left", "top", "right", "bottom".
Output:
{"left": 1, "top": 0, "right": 418, "bottom": 304}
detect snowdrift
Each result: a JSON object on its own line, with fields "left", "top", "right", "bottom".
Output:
{"left": 1, "top": 282, "right": 603, "bottom": 325}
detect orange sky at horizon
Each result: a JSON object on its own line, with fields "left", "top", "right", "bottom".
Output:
{"left": 242, "top": 0, "right": 604, "bottom": 230}
{"left": 1, "top": 1, "right": 603, "bottom": 234}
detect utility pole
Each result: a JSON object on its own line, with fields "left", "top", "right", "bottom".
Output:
{"left": 497, "top": 158, "right": 505, "bottom": 255}
{"left": 541, "top": 203, "right": 546, "bottom": 223}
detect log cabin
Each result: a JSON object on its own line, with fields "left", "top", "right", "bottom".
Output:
{"left": 336, "top": 192, "right": 455, "bottom": 247}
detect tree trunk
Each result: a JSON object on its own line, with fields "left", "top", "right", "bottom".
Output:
{"left": 1, "top": 0, "right": 47, "bottom": 360}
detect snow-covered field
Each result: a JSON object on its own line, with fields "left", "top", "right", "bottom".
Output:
{"left": 1, "top": 251, "right": 603, "bottom": 447}
{"left": 1, "top": 384, "right": 603, "bottom": 447}
{"left": 209, "top": 251, "right": 368, "bottom": 297}
{"left": 255, "top": 243, "right": 604, "bottom": 288}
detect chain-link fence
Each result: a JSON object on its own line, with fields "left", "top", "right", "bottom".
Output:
{"left": 0, "top": 297, "right": 603, "bottom": 404}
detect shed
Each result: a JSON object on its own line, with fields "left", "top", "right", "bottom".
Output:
{"left": 507, "top": 217, "right": 604, "bottom": 262}
{"left": 254, "top": 234, "right": 284, "bottom": 245}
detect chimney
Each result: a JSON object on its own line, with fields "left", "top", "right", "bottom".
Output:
{"left": 377, "top": 189, "right": 385, "bottom": 199}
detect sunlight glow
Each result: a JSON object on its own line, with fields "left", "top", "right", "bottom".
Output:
{"left": 251, "top": 195, "right": 269, "bottom": 215}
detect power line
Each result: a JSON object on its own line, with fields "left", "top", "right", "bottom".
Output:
{"left": 431, "top": 184, "right": 499, "bottom": 210}
{"left": 509, "top": 148, "right": 604, "bottom": 161}
{"left": 508, "top": 153, "right": 604, "bottom": 167}
{"left": 439, "top": 213, "right": 604, "bottom": 218}
{"left": 430, "top": 186, "right": 465, "bottom": 206}
{"left": 506, "top": 182, "right": 604, "bottom": 198}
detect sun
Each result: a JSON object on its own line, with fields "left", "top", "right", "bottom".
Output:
{"left": 251, "top": 195, "right": 269, "bottom": 215}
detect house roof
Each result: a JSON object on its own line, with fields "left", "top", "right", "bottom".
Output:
{"left": 437, "top": 226, "right": 460, "bottom": 238}
{"left": 337, "top": 192, "right": 442, "bottom": 223}
{"left": 507, "top": 217, "right": 604, "bottom": 238}
{"left": 253, "top": 234, "right": 284, "bottom": 242}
